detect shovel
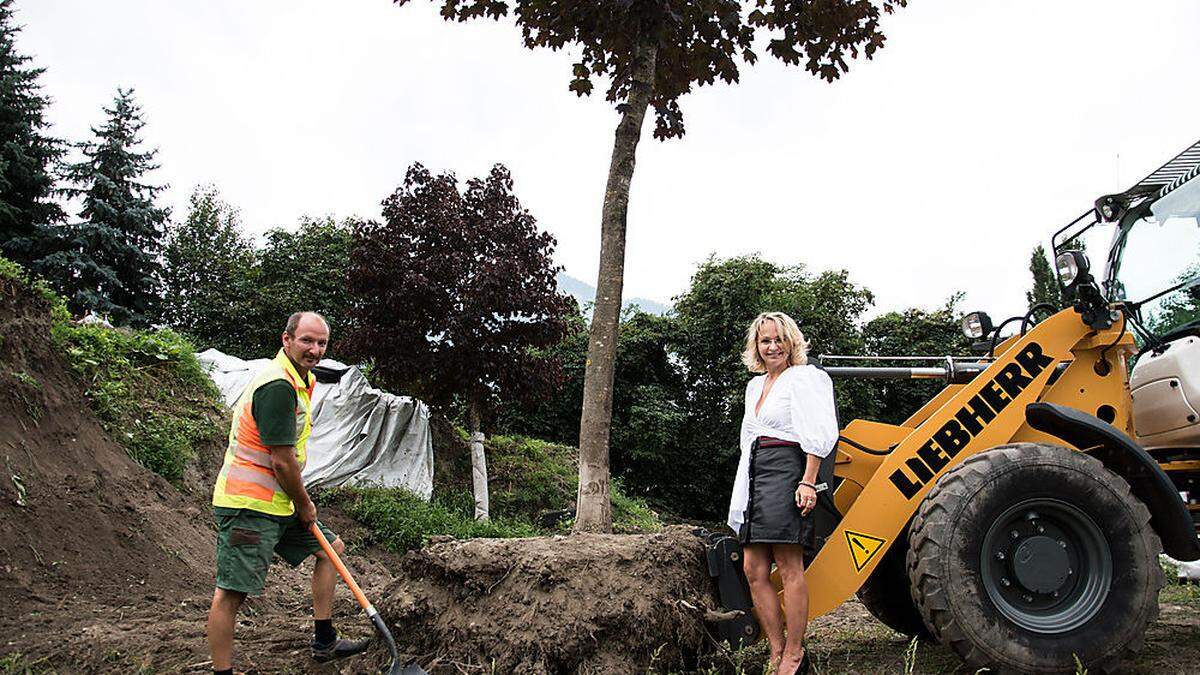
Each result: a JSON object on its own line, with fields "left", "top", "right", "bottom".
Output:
{"left": 310, "top": 523, "right": 426, "bottom": 675}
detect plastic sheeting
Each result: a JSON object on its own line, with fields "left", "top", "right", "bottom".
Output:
{"left": 197, "top": 349, "right": 434, "bottom": 499}
{"left": 1164, "top": 554, "right": 1200, "bottom": 582}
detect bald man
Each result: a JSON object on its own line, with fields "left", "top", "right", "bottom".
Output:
{"left": 207, "top": 312, "right": 367, "bottom": 673}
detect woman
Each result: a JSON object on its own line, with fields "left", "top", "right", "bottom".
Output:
{"left": 727, "top": 312, "right": 838, "bottom": 675}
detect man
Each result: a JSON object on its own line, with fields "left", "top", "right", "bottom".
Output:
{"left": 206, "top": 312, "right": 368, "bottom": 674}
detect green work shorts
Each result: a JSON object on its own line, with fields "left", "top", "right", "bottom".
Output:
{"left": 214, "top": 507, "right": 338, "bottom": 595}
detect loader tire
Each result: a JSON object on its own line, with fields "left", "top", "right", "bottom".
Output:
{"left": 856, "top": 528, "right": 930, "bottom": 639}
{"left": 907, "top": 443, "right": 1163, "bottom": 674}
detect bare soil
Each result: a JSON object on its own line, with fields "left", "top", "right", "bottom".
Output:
{"left": 1, "top": 279, "right": 1198, "bottom": 674}
{"left": 378, "top": 527, "right": 719, "bottom": 674}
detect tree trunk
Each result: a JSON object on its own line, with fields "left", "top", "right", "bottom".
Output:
{"left": 574, "top": 39, "right": 658, "bottom": 533}
{"left": 468, "top": 399, "right": 489, "bottom": 521}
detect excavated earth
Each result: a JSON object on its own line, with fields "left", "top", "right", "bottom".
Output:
{"left": 2, "top": 276, "right": 1199, "bottom": 674}
{"left": 379, "top": 528, "right": 719, "bottom": 673}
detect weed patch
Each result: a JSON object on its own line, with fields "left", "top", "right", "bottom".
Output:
{"left": 58, "top": 322, "right": 224, "bottom": 481}
{"left": 1161, "top": 581, "right": 1200, "bottom": 607}
{"left": 485, "top": 433, "right": 661, "bottom": 533}
{"left": 0, "top": 652, "right": 51, "bottom": 674}
{"left": 326, "top": 486, "right": 538, "bottom": 551}
{"left": 8, "top": 370, "right": 43, "bottom": 420}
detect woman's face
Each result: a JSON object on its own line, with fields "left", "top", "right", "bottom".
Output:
{"left": 757, "top": 320, "right": 789, "bottom": 373}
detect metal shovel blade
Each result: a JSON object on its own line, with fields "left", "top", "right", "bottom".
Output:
{"left": 371, "top": 611, "right": 426, "bottom": 675}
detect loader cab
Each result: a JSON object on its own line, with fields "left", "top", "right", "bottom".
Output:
{"left": 1103, "top": 189, "right": 1200, "bottom": 338}
{"left": 1055, "top": 147, "right": 1200, "bottom": 344}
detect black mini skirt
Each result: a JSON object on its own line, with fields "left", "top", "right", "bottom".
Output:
{"left": 738, "top": 436, "right": 814, "bottom": 545}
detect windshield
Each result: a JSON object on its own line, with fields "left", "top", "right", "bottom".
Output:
{"left": 1105, "top": 173, "right": 1200, "bottom": 334}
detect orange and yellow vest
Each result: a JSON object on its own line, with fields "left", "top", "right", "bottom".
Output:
{"left": 212, "top": 349, "right": 316, "bottom": 516}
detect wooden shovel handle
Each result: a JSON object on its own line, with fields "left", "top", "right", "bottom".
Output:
{"left": 310, "top": 522, "right": 372, "bottom": 611}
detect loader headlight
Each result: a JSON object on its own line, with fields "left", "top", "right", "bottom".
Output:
{"left": 1094, "top": 195, "right": 1127, "bottom": 223}
{"left": 962, "top": 311, "right": 994, "bottom": 340}
{"left": 1055, "top": 250, "right": 1089, "bottom": 288}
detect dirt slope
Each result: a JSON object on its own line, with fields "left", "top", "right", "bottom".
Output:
{"left": 0, "top": 278, "right": 389, "bottom": 672}
{"left": 0, "top": 279, "right": 214, "bottom": 626}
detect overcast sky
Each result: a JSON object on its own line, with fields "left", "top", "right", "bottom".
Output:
{"left": 19, "top": 0, "right": 1200, "bottom": 325}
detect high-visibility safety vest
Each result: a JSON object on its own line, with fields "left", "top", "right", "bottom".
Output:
{"left": 212, "top": 349, "right": 316, "bottom": 516}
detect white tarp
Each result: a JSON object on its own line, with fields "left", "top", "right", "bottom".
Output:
{"left": 197, "top": 349, "right": 434, "bottom": 499}
{"left": 1164, "top": 554, "right": 1200, "bottom": 583}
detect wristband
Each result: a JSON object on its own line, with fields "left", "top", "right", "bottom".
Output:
{"left": 798, "top": 481, "right": 828, "bottom": 493}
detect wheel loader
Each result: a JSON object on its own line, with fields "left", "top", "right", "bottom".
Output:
{"left": 704, "top": 140, "right": 1200, "bottom": 673}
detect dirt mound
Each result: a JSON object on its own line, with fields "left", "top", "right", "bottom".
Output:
{"left": 0, "top": 275, "right": 408, "bottom": 672}
{"left": 0, "top": 279, "right": 216, "bottom": 652}
{"left": 380, "top": 525, "right": 720, "bottom": 673}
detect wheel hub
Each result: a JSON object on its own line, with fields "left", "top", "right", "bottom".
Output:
{"left": 1012, "top": 535, "right": 1071, "bottom": 594}
{"left": 980, "top": 498, "right": 1112, "bottom": 634}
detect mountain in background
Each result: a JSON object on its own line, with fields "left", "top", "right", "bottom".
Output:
{"left": 557, "top": 272, "right": 670, "bottom": 316}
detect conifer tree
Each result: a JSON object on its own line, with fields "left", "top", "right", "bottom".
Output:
{"left": 0, "top": 0, "right": 64, "bottom": 266}
{"left": 40, "top": 88, "right": 168, "bottom": 326}
{"left": 1026, "top": 244, "right": 1062, "bottom": 310}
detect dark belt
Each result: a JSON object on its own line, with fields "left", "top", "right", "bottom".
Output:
{"left": 755, "top": 436, "right": 801, "bottom": 450}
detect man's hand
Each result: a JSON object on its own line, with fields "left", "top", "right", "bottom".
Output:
{"left": 298, "top": 499, "right": 318, "bottom": 527}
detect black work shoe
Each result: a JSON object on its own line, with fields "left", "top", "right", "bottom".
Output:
{"left": 311, "top": 636, "right": 371, "bottom": 662}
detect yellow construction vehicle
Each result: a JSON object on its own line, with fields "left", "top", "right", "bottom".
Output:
{"left": 705, "top": 140, "right": 1200, "bottom": 673}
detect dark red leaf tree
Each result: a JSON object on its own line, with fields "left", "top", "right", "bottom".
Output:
{"left": 344, "top": 163, "right": 574, "bottom": 519}
{"left": 396, "top": 0, "right": 907, "bottom": 531}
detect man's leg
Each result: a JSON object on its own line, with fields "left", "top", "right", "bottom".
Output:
{"left": 211, "top": 510, "right": 276, "bottom": 673}
{"left": 312, "top": 536, "right": 344, "bottom": 624}
{"left": 279, "top": 520, "right": 368, "bottom": 661}
{"left": 207, "top": 587, "right": 246, "bottom": 671}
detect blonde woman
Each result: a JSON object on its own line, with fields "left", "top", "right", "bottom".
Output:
{"left": 727, "top": 312, "right": 838, "bottom": 675}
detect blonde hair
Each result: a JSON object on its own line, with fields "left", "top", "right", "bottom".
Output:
{"left": 741, "top": 312, "right": 809, "bottom": 373}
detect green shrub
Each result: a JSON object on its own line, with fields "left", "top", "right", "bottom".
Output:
{"left": 479, "top": 432, "right": 661, "bottom": 533}
{"left": 488, "top": 434, "right": 577, "bottom": 517}
{"left": 328, "top": 486, "right": 538, "bottom": 551}
{"left": 54, "top": 319, "right": 224, "bottom": 482}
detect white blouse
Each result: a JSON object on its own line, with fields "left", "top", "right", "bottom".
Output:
{"left": 726, "top": 364, "right": 839, "bottom": 533}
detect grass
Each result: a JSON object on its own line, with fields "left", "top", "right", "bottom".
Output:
{"left": 0, "top": 652, "right": 50, "bottom": 674}
{"left": 485, "top": 433, "right": 662, "bottom": 534}
{"left": 333, "top": 431, "right": 664, "bottom": 550}
{"left": 325, "top": 486, "right": 539, "bottom": 551}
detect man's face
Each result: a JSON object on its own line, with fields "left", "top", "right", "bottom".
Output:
{"left": 282, "top": 315, "right": 329, "bottom": 371}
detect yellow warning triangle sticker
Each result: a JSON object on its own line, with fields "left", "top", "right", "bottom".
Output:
{"left": 845, "top": 530, "right": 887, "bottom": 572}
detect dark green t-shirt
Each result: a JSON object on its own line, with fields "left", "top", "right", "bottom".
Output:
{"left": 251, "top": 379, "right": 298, "bottom": 446}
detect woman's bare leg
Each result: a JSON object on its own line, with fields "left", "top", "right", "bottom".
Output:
{"left": 773, "top": 544, "right": 809, "bottom": 674}
{"left": 742, "top": 543, "right": 784, "bottom": 669}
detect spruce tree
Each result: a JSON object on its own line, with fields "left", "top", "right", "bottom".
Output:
{"left": 0, "top": 0, "right": 64, "bottom": 266}
{"left": 41, "top": 88, "right": 168, "bottom": 326}
{"left": 1026, "top": 243, "right": 1062, "bottom": 310}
